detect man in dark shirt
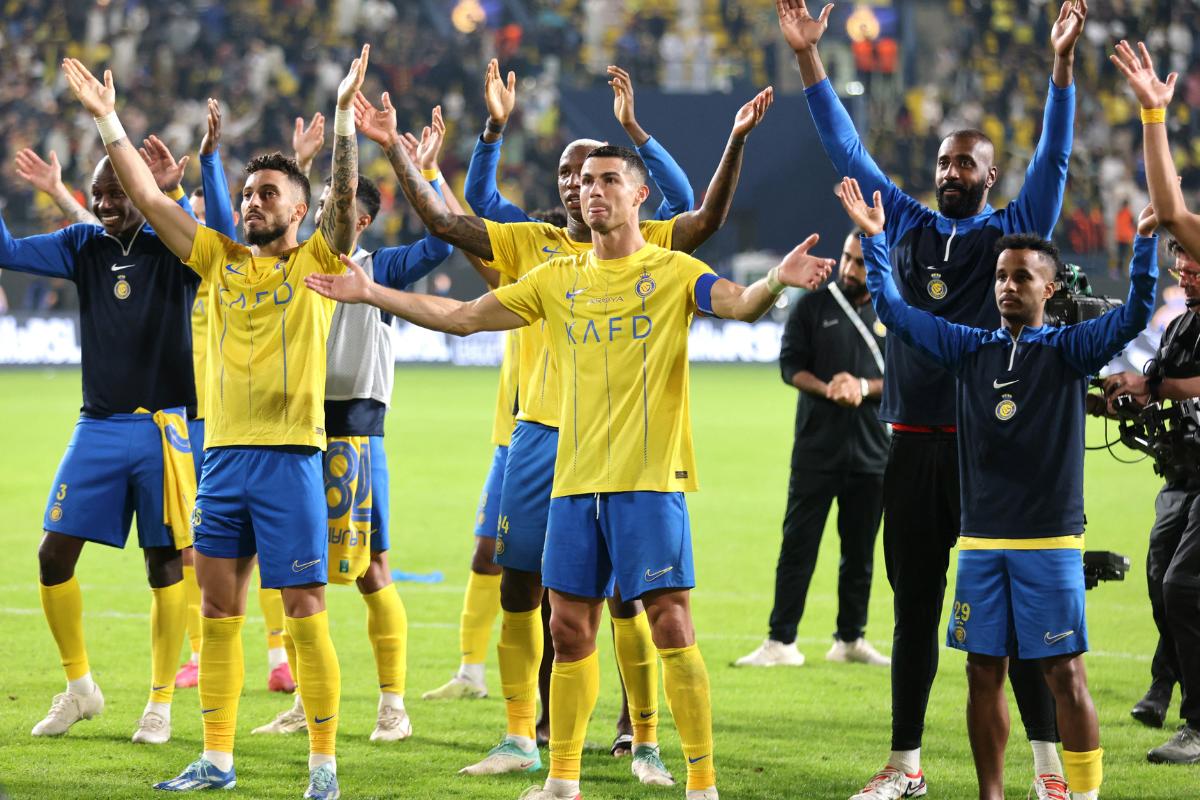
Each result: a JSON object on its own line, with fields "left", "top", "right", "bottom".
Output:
{"left": 735, "top": 229, "right": 890, "bottom": 669}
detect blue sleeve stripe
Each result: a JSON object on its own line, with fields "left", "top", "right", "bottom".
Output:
{"left": 694, "top": 272, "right": 720, "bottom": 317}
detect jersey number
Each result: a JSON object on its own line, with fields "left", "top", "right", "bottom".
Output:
{"left": 324, "top": 440, "right": 371, "bottom": 523}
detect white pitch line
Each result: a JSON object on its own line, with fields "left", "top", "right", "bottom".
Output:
{"left": 0, "top": 606, "right": 455, "bottom": 629}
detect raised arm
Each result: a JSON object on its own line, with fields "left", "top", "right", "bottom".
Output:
{"left": 317, "top": 45, "right": 368, "bottom": 255}
{"left": 1050, "top": 0, "right": 1087, "bottom": 89}
{"left": 61, "top": 59, "right": 197, "bottom": 260}
{"left": 198, "top": 98, "right": 237, "bottom": 239}
{"left": 671, "top": 87, "right": 773, "bottom": 253}
{"left": 837, "top": 178, "right": 973, "bottom": 370}
{"left": 306, "top": 253, "right": 524, "bottom": 335}
{"left": 707, "top": 232, "right": 834, "bottom": 321}
{"left": 607, "top": 64, "right": 696, "bottom": 218}
{"left": 463, "top": 60, "right": 534, "bottom": 223}
{"left": 293, "top": 112, "right": 326, "bottom": 180}
{"left": 355, "top": 90, "right": 495, "bottom": 261}
{"left": 14, "top": 149, "right": 97, "bottom": 225}
{"left": 1111, "top": 40, "right": 1200, "bottom": 258}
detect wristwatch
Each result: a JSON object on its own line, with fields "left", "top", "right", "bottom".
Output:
{"left": 860, "top": 377, "right": 870, "bottom": 399}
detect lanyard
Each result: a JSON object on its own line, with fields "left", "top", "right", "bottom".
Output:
{"left": 829, "top": 283, "right": 884, "bottom": 376}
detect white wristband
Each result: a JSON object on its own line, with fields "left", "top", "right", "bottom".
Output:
{"left": 860, "top": 377, "right": 870, "bottom": 399}
{"left": 334, "top": 107, "right": 355, "bottom": 137}
{"left": 95, "top": 112, "right": 127, "bottom": 145}
{"left": 766, "top": 265, "right": 785, "bottom": 294}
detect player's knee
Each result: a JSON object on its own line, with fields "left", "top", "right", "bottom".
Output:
{"left": 281, "top": 584, "right": 326, "bottom": 618}
{"left": 548, "top": 608, "right": 594, "bottom": 658}
{"left": 37, "top": 531, "right": 82, "bottom": 585}
{"left": 1041, "top": 655, "right": 1088, "bottom": 701}
{"left": 471, "top": 537, "right": 500, "bottom": 574}
{"left": 965, "top": 656, "right": 1007, "bottom": 689}
{"left": 144, "top": 546, "right": 183, "bottom": 588}
{"left": 643, "top": 594, "right": 695, "bottom": 649}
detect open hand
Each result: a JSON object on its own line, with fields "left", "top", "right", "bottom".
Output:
{"left": 293, "top": 112, "right": 325, "bottom": 165}
{"left": 304, "top": 253, "right": 372, "bottom": 303}
{"left": 775, "top": 0, "right": 834, "bottom": 54}
{"left": 732, "top": 86, "right": 775, "bottom": 139}
{"left": 336, "top": 44, "right": 371, "bottom": 111}
{"left": 835, "top": 177, "right": 884, "bottom": 236}
{"left": 776, "top": 234, "right": 835, "bottom": 289}
{"left": 608, "top": 65, "right": 638, "bottom": 128}
{"left": 200, "top": 99, "right": 222, "bottom": 157}
{"left": 1111, "top": 40, "right": 1177, "bottom": 109}
{"left": 14, "top": 149, "right": 65, "bottom": 195}
{"left": 1050, "top": 0, "right": 1087, "bottom": 57}
{"left": 484, "top": 58, "right": 517, "bottom": 125}
{"left": 353, "top": 91, "right": 398, "bottom": 148}
{"left": 402, "top": 106, "right": 446, "bottom": 172}
{"left": 61, "top": 58, "right": 115, "bottom": 118}
{"left": 140, "top": 135, "right": 189, "bottom": 193}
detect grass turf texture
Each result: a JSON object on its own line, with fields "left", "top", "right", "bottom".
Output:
{"left": 0, "top": 365, "right": 1180, "bottom": 799}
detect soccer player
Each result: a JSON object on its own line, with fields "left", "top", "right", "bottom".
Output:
{"left": 776, "top": 1, "right": 1086, "bottom": 796}
{"left": 62, "top": 46, "right": 367, "bottom": 799}
{"left": 353, "top": 82, "right": 771, "bottom": 784}
{"left": 1111, "top": 37, "right": 1200, "bottom": 767}
{"left": 837, "top": 175, "right": 1158, "bottom": 800}
{"left": 252, "top": 109, "right": 455, "bottom": 742}
{"left": 307, "top": 143, "right": 833, "bottom": 800}
{"left": 9, "top": 142, "right": 203, "bottom": 745}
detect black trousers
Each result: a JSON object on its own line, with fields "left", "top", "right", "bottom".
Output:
{"left": 768, "top": 468, "right": 884, "bottom": 644}
{"left": 883, "top": 431, "right": 1058, "bottom": 750}
{"left": 1147, "top": 483, "right": 1200, "bottom": 725}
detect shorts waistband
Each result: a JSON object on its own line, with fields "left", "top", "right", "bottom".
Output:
{"left": 959, "top": 535, "right": 1084, "bottom": 550}
{"left": 891, "top": 423, "right": 958, "bottom": 434}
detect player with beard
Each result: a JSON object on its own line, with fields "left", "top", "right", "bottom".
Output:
{"left": 734, "top": 228, "right": 890, "bottom": 670}
{"left": 775, "top": 2, "right": 1087, "bottom": 797}
{"left": 63, "top": 46, "right": 366, "bottom": 799}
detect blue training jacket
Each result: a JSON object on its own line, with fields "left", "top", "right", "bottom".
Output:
{"left": 806, "top": 78, "right": 1075, "bottom": 426}
{"left": 862, "top": 232, "right": 1158, "bottom": 539}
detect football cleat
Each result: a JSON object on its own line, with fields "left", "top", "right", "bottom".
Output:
{"left": 303, "top": 764, "right": 340, "bottom": 799}
{"left": 370, "top": 705, "right": 412, "bottom": 741}
{"left": 1030, "top": 773, "right": 1069, "bottom": 800}
{"left": 251, "top": 705, "right": 307, "bottom": 735}
{"left": 733, "top": 639, "right": 805, "bottom": 667}
{"left": 685, "top": 789, "right": 719, "bottom": 800}
{"left": 422, "top": 674, "right": 488, "bottom": 700}
{"left": 849, "top": 766, "right": 927, "bottom": 799}
{"left": 517, "top": 786, "right": 581, "bottom": 800}
{"left": 826, "top": 638, "right": 891, "bottom": 667}
{"left": 153, "top": 758, "right": 236, "bottom": 791}
{"left": 268, "top": 662, "right": 296, "bottom": 693}
{"left": 132, "top": 711, "right": 171, "bottom": 744}
{"left": 31, "top": 685, "right": 105, "bottom": 736}
{"left": 175, "top": 660, "right": 199, "bottom": 689}
{"left": 631, "top": 744, "right": 675, "bottom": 786}
{"left": 460, "top": 738, "right": 543, "bottom": 775}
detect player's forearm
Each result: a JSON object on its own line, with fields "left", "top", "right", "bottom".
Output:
{"left": 464, "top": 136, "right": 533, "bottom": 223}
{"left": 639, "top": 136, "right": 695, "bottom": 219}
{"left": 674, "top": 132, "right": 744, "bottom": 252}
{"left": 795, "top": 47, "right": 827, "bottom": 88}
{"left": 622, "top": 119, "right": 650, "bottom": 147}
{"left": 791, "top": 369, "right": 829, "bottom": 398}
{"left": 364, "top": 283, "right": 475, "bottom": 334}
{"left": 48, "top": 184, "right": 98, "bottom": 225}
{"left": 1141, "top": 121, "right": 1200, "bottom": 257}
{"left": 200, "top": 151, "right": 237, "bottom": 239}
{"left": 1121, "top": 235, "right": 1160, "bottom": 336}
{"left": 720, "top": 277, "right": 779, "bottom": 323}
{"left": 320, "top": 130, "right": 358, "bottom": 254}
{"left": 1052, "top": 52, "right": 1074, "bottom": 89}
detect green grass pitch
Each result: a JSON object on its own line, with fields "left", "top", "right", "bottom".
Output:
{"left": 0, "top": 365, "right": 1184, "bottom": 798}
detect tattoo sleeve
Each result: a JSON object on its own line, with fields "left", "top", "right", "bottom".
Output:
{"left": 54, "top": 189, "right": 99, "bottom": 225}
{"left": 383, "top": 140, "right": 495, "bottom": 261}
{"left": 672, "top": 134, "right": 745, "bottom": 253}
{"left": 320, "top": 132, "right": 358, "bottom": 254}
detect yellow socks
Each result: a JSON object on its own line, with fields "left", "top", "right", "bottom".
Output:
{"left": 548, "top": 650, "right": 600, "bottom": 781}
{"left": 498, "top": 607, "right": 543, "bottom": 741}
{"left": 1063, "top": 748, "right": 1103, "bottom": 796}
{"left": 40, "top": 577, "right": 89, "bottom": 682}
{"left": 661, "top": 644, "right": 716, "bottom": 791}
{"left": 199, "top": 615, "right": 245, "bottom": 754}
{"left": 460, "top": 570, "right": 502, "bottom": 666}
{"left": 283, "top": 630, "right": 299, "bottom": 694}
{"left": 258, "top": 585, "right": 286, "bottom": 651}
{"left": 182, "top": 563, "right": 202, "bottom": 656}
{"left": 149, "top": 581, "right": 186, "bottom": 703}
{"left": 286, "top": 610, "right": 341, "bottom": 756}
{"left": 363, "top": 584, "right": 408, "bottom": 696}
{"left": 612, "top": 612, "right": 659, "bottom": 746}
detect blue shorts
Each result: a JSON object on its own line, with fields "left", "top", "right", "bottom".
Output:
{"left": 192, "top": 446, "right": 328, "bottom": 589}
{"left": 544, "top": 491, "right": 695, "bottom": 601}
{"left": 948, "top": 544, "right": 1088, "bottom": 659}
{"left": 369, "top": 436, "right": 389, "bottom": 553}
{"left": 188, "top": 418, "right": 205, "bottom": 479}
{"left": 496, "top": 422, "right": 558, "bottom": 573}
{"left": 473, "top": 445, "right": 508, "bottom": 539}
{"left": 43, "top": 414, "right": 174, "bottom": 550}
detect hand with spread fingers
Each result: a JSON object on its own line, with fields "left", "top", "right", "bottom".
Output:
{"left": 139, "top": 135, "right": 190, "bottom": 193}
{"left": 305, "top": 253, "right": 374, "bottom": 304}
{"left": 484, "top": 58, "right": 517, "bottom": 127}
{"left": 353, "top": 91, "right": 399, "bottom": 149}
{"left": 61, "top": 58, "right": 116, "bottom": 118}
{"left": 732, "top": 86, "right": 775, "bottom": 140}
{"left": 293, "top": 112, "right": 325, "bottom": 173}
{"left": 200, "top": 98, "right": 222, "bottom": 158}
{"left": 401, "top": 106, "right": 447, "bottom": 173}
{"left": 775, "top": 0, "right": 834, "bottom": 54}
{"left": 835, "top": 177, "right": 885, "bottom": 237}
{"left": 337, "top": 43, "right": 371, "bottom": 111}
{"left": 776, "top": 233, "right": 835, "bottom": 290}
{"left": 1110, "top": 39, "right": 1177, "bottom": 110}
{"left": 14, "top": 149, "right": 67, "bottom": 197}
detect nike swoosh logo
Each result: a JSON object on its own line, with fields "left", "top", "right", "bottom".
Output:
{"left": 110, "top": 263, "right": 136, "bottom": 272}
{"left": 292, "top": 558, "right": 320, "bottom": 572}
{"left": 314, "top": 714, "right": 336, "bottom": 724}
{"left": 639, "top": 710, "right": 657, "bottom": 719}
{"left": 542, "top": 246, "right": 563, "bottom": 255}
{"left": 1044, "top": 630, "right": 1074, "bottom": 645}
{"left": 224, "top": 263, "right": 244, "bottom": 275}
{"left": 152, "top": 685, "right": 169, "bottom": 691}
{"left": 644, "top": 566, "right": 674, "bottom": 582}
{"left": 993, "top": 379, "right": 1019, "bottom": 389}
{"left": 201, "top": 707, "right": 221, "bottom": 714}
{"left": 688, "top": 754, "right": 709, "bottom": 764}
{"left": 822, "top": 319, "right": 839, "bottom": 327}
{"left": 565, "top": 288, "right": 589, "bottom": 300}
{"left": 924, "top": 264, "right": 940, "bottom": 271}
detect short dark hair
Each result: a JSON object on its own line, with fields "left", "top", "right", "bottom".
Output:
{"left": 532, "top": 207, "right": 569, "bottom": 228}
{"left": 1166, "top": 238, "right": 1197, "bottom": 261}
{"left": 244, "top": 152, "right": 311, "bottom": 207}
{"left": 190, "top": 186, "right": 204, "bottom": 199}
{"left": 995, "top": 233, "right": 1062, "bottom": 277}
{"left": 944, "top": 128, "right": 994, "bottom": 151}
{"left": 325, "top": 174, "right": 380, "bottom": 222}
{"left": 584, "top": 145, "right": 648, "bottom": 185}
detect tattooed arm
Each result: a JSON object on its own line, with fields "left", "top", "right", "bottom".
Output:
{"left": 318, "top": 45, "right": 368, "bottom": 255}
{"left": 354, "top": 91, "right": 495, "bottom": 261}
{"left": 14, "top": 149, "right": 99, "bottom": 225}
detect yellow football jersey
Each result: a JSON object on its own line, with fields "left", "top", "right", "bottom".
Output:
{"left": 483, "top": 218, "right": 676, "bottom": 430}
{"left": 190, "top": 278, "right": 209, "bottom": 420}
{"left": 490, "top": 327, "right": 520, "bottom": 447}
{"left": 493, "top": 242, "right": 714, "bottom": 496}
{"left": 185, "top": 226, "right": 342, "bottom": 449}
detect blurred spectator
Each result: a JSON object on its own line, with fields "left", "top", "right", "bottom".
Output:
{"left": 1114, "top": 198, "right": 1135, "bottom": 276}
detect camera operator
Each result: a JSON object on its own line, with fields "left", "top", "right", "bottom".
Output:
{"left": 1104, "top": 237, "right": 1200, "bottom": 763}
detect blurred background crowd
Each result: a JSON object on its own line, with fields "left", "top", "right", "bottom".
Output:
{"left": 2, "top": 0, "right": 1198, "bottom": 312}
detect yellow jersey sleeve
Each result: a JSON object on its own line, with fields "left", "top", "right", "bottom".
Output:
{"left": 185, "top": 225, "right": 240, "bottom": 281}
{"left": 492, "top": 261, "right": 552, "bottom": 324}
{"left": 639, "top": 217, "right": 677, "bottom": 250}
{"left": 674, "top": 253, "right": 718, "bottom": 314}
